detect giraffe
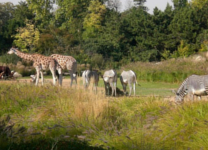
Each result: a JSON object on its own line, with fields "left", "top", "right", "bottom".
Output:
{"left": 7, "top": 47, "right": 57, "bottom": 86}
{"left": 50, "top": 54, "right": 77, "bottom": 86}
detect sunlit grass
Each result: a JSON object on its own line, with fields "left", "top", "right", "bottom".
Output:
{"left": 0, "top": 80, "right": 208, "bottom": 149}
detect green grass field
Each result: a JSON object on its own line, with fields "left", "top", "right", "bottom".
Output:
{"left": 1, "top": 77, "right": 207, "bottom": 150}
{"left": 19, "top": 76, "right": 179, "bottom": 97}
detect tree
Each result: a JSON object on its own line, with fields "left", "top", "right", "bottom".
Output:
{"left": 119, "top": 7, "right": 157, "bottom": 61}
{"left": 82, "top": 10, "right": 122, "bottom": 61}
{"left": 133, "top": 0, "right": 146, "bottom": 6}
{"left": 12, "top": 20, "right": 40, "bottom": 52}
{"left": 26, "top": 0, "right": 54, "bottom": 28}
{"left": 55, "top": 0, "right": 91, "bottom": 42}
{"left": 0, "top": 2, "right": 15, "bottom": 33}
{"left": 37, "top": 26, "right": 76, "bottom": 54}
{"left": 83, "top": 0, "right": 106, "bottom": 39}
{"left": 191, "top": 0, "right": 208, "bottom": 9}
{"left": 169, "top": 5, "right": 199, "bottom": 51}
{"left": 177, "top": 40, "right": 194, "bottom": 57}
{"left": 172, "top": 0, "right": 188, "bottom": 10}
{"left": 152, "top": 3, "right": 175, "bottom": 53}
{"left": 133, "top": 0, "right": 147, "bottom": 10}
{"left": 106, "top": 0, "right": 121, "bottom": 12}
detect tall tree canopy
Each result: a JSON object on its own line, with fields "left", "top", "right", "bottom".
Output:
{"left": 1, "top": 0, "right": 208, "bottom": 66}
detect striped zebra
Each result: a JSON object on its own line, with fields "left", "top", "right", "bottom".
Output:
{"left": 174, "top": 75, "right": 208, "bottom": 102}
{"left": 120, "top": 70, "right": 138, "bottom": 96}
{"left": 82, "top": 70, "right": 99, "bottom": 93}
{"left": 103, "top": 69, "right": 117, "bottom": 96}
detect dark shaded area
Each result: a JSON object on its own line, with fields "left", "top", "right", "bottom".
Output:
{"left": 0, "top": 66, "right": 13, "bottom": 79}
{"left": 105, "top": 87, "right": 125, "bottom": 96}
{"left": 0, "top": 116, "right": 104, "bottom": 150}
{"left": 1, "top": 140, "right": 104, "bottom": 150}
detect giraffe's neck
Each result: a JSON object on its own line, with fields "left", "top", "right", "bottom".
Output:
{"left": 13, "top": 49, "right": 34, "bottom": 61}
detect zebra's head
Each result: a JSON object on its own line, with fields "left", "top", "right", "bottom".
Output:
{"left": 175, "top": 93, "right": 184, "bottom": 102}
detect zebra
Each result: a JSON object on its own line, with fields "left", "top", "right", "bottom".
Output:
{"left": 82, "top": 70, "right": 99, "bottom": 93}
{"left": 120, "top": 70, "right": 138, "bottom": 96}
{"left": 103, "top": 69, "right": 117, "bottom": 96}
{"left": 174, "top": 75, "right": 208, "bottom": 102}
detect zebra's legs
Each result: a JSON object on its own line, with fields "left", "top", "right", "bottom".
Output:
{"left": 188, "top": 94, "right": 194, "bottom": 101}
{"left": 129, "top": 83, "right": 132, "bottom": 96}
{"left": 133, "top": 82, "right": 136, "bottom": 96}
{"left": 198, "top": 96, "right": 201, "bottom": 100}
{"left": 114, "top": 82, "right": 117, "bottom": 96}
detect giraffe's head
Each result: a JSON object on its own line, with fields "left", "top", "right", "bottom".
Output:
{"left": 8, "top": 47, "right": 17, "bottom": 54}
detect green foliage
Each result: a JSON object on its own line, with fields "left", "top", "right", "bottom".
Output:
{"left": 191, "top": 0, "right": 208, "bottom": 9}
{"left": 1, "top": 0, "right": 208, "bottom": 64}
{"left": 169, "top": 4, "right": 199, "bottom": 50}
{"left": 0, "top": 2, "right": 15, "bottom": 33}
{"left": 12, "top": 19, "right": 40, "bottom": 52}
{"left": 177, "top": 40, "right": 194, "bottom": 57}
{"left": 90, "top": 53, "right": 105, "bottom": 70}
{"left": 172, "top": 0, "right": 188, "bottom": 9}
{"left": 161, "top": 49, "right": 171, "bottom": 60}
{"left": 0, "top": 2, "right": 34, "bottom": 53}
{"left": 0, "top": 53, "right": 20, "bottom": 64}
{"left": 83, "top": 0, "right": 106, "bottom": 39}
{"left": 75, "top": 50, "right": 90, "bottom": 64}
{"left": 197, "top": 30, "right": 208, "bottom": 52}
{"left": 26, "top": 0, "right": 54, "bottom": 28}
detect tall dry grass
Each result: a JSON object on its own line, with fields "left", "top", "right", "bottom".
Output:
{"left": 0, "top": 81, "right": 208, "bottom": 149}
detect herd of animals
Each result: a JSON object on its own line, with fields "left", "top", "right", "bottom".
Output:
{"left": 0, "top": 47, "right": 208, "bottom": 103}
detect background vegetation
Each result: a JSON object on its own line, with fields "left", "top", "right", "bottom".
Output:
{"left": 1, "top": 0, "right": 208, "bottom": 68}
{"left": 0, "top": 82, "right": 207, "bottom": 150}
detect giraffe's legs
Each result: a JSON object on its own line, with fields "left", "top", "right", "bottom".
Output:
{"left": 35, "top": 68, "right": 40, "bottom": 86}
{"left": 57, "top": 67, "right": 63, "bottom": 86}
{"left": 40, "top": 71, "right": 44, "bottom": 86}
{"left": 50, "top": 69, "right": 56, "bottom": 86}
{"left": 49, "top": 62, "right": 57, "bottom": 86}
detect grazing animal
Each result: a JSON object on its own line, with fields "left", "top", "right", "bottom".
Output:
{"left": 120, "top": 70, "right": 138, "bottom": 96}
{"left": 174, "top": 75, "right": 208, "bottom": 102}
{"left": 8, "top": 47, "right": 57, "bottom": 86}
{"left": 103, "top": 69, "right": 117, "bottom": 96}
{"left": 0, "top": 66, "right": 13, "bottom": 79}
{"left": 82, "top": 70, "right": 99, "bottom": 93}
{"left": 50, "top": 54, "right": 77, "bottom": 86}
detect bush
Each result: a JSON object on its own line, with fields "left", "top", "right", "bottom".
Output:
{"left": 0, "top": 54, "right": 20, "bottom": 64}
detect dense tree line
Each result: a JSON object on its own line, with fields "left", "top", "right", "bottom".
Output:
{"left": 0, "top": 0, "right": 208, "bottom": 68}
